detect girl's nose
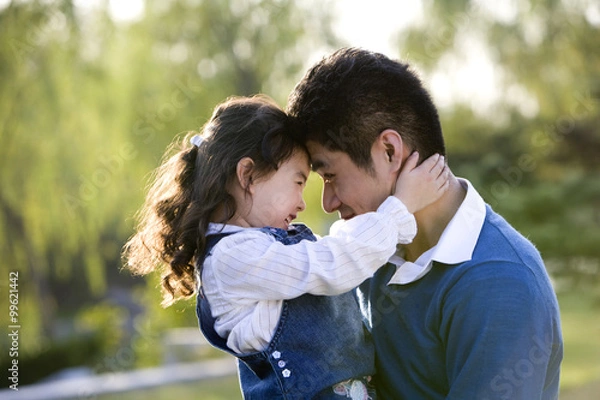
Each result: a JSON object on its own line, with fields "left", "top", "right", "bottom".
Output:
{"left": 298, "top": 197, "right": 306, "bottom": 212}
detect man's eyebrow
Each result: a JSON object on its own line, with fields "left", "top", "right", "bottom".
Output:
{"left": 311, "top": 159, "right": 326, "bottom": 172}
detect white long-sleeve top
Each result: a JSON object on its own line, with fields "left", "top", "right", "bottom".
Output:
{"left": 201, "top": 196, "right": 416, "bottom": 354}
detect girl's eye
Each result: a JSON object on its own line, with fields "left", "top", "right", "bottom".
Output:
{"left": 323, "top": 174, "right": 334, "bottom": 184}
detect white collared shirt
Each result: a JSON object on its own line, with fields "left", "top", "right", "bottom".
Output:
{"left": 388, "top": 179, "right": 487, "bottom": 285}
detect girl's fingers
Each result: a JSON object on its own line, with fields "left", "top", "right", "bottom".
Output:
{"left": 430, "top": 155, "right": 445, "bottom": 174}
{"left": 417, "top": 153, "right": 440, "bottom": 172}
{"left": 438, "top": 166, "right": 450, "bottom": 188}
{"left": 403, "top": 151, "right": 420, "bottom": 172}
{"left": 436, "top": 164, "right": 448, "bottom": 179}
{"left": 439, "top": 177, "right": 450, "bottom": 192}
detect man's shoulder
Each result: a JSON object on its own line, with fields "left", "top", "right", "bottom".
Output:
{"left": 443, "top": 205, "right": 551, "bottom": 295}
{"left": 475, "top": 205, "right": 543, "bottom": 262}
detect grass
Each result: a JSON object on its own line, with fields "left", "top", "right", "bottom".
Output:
{"left": 96, "top": 375, "right": 242, "bottom": 400}
{"left": 97, "top": 290, "right": 600, "bottom": 400}
{"left": 556, "top": 290, "right": 600, "bottom": 389}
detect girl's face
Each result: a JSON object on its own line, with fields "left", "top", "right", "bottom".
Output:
{"left": 246, "top": 150, "right": 310, "bottom": 230}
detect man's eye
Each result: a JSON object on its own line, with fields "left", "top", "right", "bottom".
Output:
{"left": 323, "top": 174, "right": 334, "bottom": 183}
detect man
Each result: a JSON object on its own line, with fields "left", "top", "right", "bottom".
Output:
{"left": 287, "top": 47, "right": 563, "bottom": 399}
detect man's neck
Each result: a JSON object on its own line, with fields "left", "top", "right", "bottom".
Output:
{"left": 403, "top": 175, "right": 466, "bottom": 262}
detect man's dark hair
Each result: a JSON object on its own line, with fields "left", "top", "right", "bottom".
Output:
{"left": 288, "top": 47, "right": 445, "bottom": 170}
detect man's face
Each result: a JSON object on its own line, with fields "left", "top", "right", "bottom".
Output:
{"left": 307, "top": 140, "right": 392, "bottom": 220}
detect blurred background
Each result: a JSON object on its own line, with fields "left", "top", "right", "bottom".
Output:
{"left": 0, "top": 0, "right": 598, "bottom": 398}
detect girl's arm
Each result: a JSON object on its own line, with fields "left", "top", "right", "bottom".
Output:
{"left": 209, "top": 198, "right": 411, "bottom": 300}
{"left": 209, "top": 152, "right": 448, "bottom": 301}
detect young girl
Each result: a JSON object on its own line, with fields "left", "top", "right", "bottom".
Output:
{"left": 123, "top": 95, "right": 448, "bottom": 399}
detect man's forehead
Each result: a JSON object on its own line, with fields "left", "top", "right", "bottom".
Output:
{"left": 306, "top": 141, "right": 327, "bottom": 170}
{"left": 306, "top": 143, "right": 350, "bottom": 172}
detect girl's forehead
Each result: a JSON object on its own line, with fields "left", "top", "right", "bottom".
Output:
{"left": 280, "top": 150, "right": 310, "bottom": 173}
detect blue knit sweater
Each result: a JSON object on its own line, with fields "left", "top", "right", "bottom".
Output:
{"left": 359, "top": 205, "right": 563, "bottom": 399}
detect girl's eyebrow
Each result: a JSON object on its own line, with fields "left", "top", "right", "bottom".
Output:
{"left": 296, "top": 171, "right": 308, "bottom": 182}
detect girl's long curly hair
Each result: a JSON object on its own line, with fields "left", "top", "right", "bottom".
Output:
{"left": 123, "top": 95, "right": 303, "bottom": 306}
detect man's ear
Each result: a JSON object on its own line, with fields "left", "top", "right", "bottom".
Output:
{"left": 236, "top": 157, "right": 255, "bottom": 193}
{"left": 377, "top": 129, "right": 410, "bottom": 172}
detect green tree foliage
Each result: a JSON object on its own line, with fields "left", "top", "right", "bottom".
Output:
{"left": 0, "top": 0, "right": 340, "bottom": 369}
{"left": 397, "top": 0, "right": 600, "bottom": 294}
{"left": 3, "top": 0, "right": 596, "bottom": 380}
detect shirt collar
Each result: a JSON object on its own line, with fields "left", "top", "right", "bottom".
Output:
{"left": 206, "top": 223, "right": 306, "bottom": 236}
{"left": 207, "top": 223, "right": 245, "bottom": 235}
{"left": 388, "top": 178, "right": 487, "bottom": 285}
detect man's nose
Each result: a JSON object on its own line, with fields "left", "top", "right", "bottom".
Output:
{"left": 322, "top": 184, "right": 341, "bottom": 214}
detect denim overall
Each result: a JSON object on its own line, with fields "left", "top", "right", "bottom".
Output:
{"left": 196, "top": 224, "right": 375, "bottom": 399}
